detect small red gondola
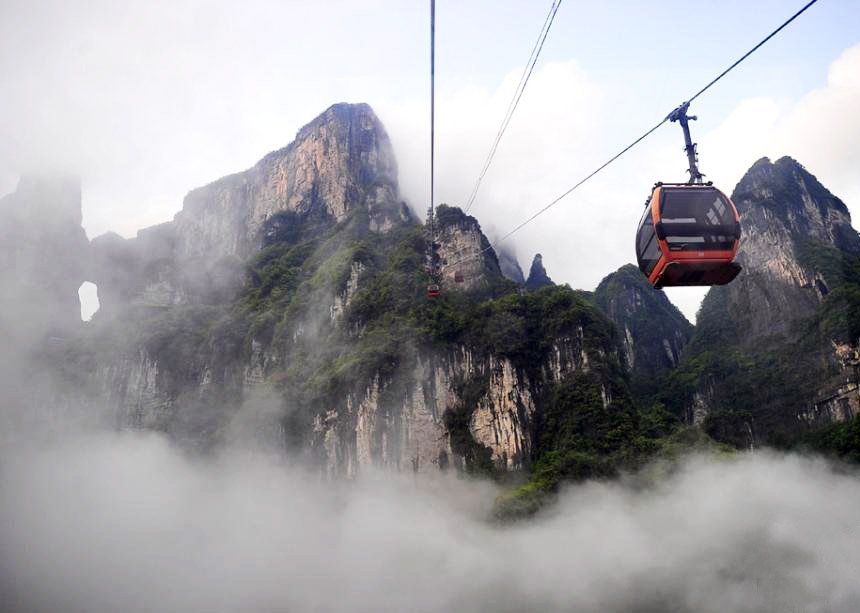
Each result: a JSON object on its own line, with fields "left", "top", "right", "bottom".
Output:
{"left": 427, "top": 283, "right": 440, "bottom": 298}
{"left": 636, "top": 183, "right": 741, "bottom": 288}
{"left": 454, "top": 271, "right": 464, "bottom": 283}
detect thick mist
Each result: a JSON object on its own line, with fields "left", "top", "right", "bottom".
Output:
{"left": 2, "top": 431, "right": 860, "bottom": 613}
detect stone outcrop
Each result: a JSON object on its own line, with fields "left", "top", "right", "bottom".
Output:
{"left": 593, "top": 264, "right": 692, "bottom": 388}
{"left": 309, "top": 330, "right": 610, "bottom": 476}
{"left": 90, "top": 103, "right": 413, "bottom": 316}
{"left": 525, "top": 254, "right": 554, "bottom": 290}
{"left": 678, "top": 156, "right": 860, "bottom": 443}
{"left": 329, "top": 261, "right": 365, "bottom": 322}
{"left": 433, "top": 204, "right": 505, "bottom": 291}
{"left": 175, "top": 103, "right": 408, "bottom": 261}
{"left": 719, "top": 156, "right": 860, "bottom": 343}
{"left": 496, "top": 247, "right": 525, "bottom": 284}
{"left": 0, "top": 103, "right": 647, "bottom": 476}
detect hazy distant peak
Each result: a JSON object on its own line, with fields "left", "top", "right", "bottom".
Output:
{"left": 525, "top": 253, "right": 554, "bottom": 290}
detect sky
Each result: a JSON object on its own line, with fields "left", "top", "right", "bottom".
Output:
{"left": 2, "top": 0, "right": 859, "bottom": 321}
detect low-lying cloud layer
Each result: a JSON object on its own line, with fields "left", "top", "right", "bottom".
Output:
{"left": 2, "top": 433, "right": 859, "bottom": 613}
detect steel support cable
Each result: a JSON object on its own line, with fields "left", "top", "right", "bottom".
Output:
{"left": 463, "top": 0, "right": 563, "bottom": 213}
{"left": 429, "top": 0, "right": 436, "bottom": 243}
{"left": 441, "top": 0, "right": 821, "bottom": 272}
{"left": 687, "top": 0, "right": 820, "bottom": 105}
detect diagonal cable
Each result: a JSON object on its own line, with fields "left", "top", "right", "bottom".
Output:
{"left": 442, "top": 0, "right": 821, "bottom": 271}
{"left": 463, "top": 0, "right": 563, "bottom": 213}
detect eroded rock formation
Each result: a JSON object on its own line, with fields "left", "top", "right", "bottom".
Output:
{"left": 525, "top": 254, "right": 554, "bottom": 290}
{"left": 676, "top": 156, "right": 860, "bottom": 445}
{"left": 593, "top": 263, "right": 692, "bottom": 392}
{"left": 433, "top": 204, "right": 505, "bottom": 291}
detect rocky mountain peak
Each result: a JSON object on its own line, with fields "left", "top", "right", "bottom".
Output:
{"left": 86, "top": 103, "right": 414, "bottom": 315}
{"left": 525, "top": 254, "right": 554, "bottom": 290}
{"left": 11, "top": 175, "right": 83, "bottom": 228}
{"left": 433, "top": 204, "right": 503, "bottom": 290}
{"left": 713, "top": 155, "right": 860, "bottom": 344}
{"left": 174, "top": 102, "right": 408, "bottom": 261}
{"left": 733, "top": 156, "right": 859, "bottom": 252}
{"left": 677, "top": 156, "right": 860, "bottom": 444}
{"left": 593, "top": 264, "right": 692, "bottom": 393}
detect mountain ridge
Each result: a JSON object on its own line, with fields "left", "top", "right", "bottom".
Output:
{"left": 3, "top": 101, "right": 860, "bottom": 515}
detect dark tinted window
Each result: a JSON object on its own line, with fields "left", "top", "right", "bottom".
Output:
{"left": 636, "top": 203, "right": 660, "bottom": 275}
{"left": 636, "top": 204, "right": 653, "bottom": 255}
{"left": 659, "top": 187, "right": 736, "bottom": 251}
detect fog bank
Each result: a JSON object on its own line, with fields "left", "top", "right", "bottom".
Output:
{"left": 2, "top": 434, "right": 859, "bottom": 613}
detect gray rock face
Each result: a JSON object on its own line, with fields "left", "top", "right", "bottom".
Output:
{"left": 94, "top": 297, "right": 609, "bottom": 473}
{"left": 2, "top": 103, "right": 629, "bottom": 478}
{"left": 433, "top": 204, "right": 504, "bottom": 291}
{"left": 525, "top": 254, "right": 553, "bottom": 290}
{"left": 0, "top": 177, "right": 100, "bottom": 439}
{"left": 174, "top": 103, "right": 406, "bottom": 261}
{"left": 681, "top": 156, "right": 860, "bottom": 441}
{"left": 310, "top": 330, "right": 608, "bottom": 475}
{"left": 593, "top": 264, "right": 692, "bottom": 389}
{"left": 496, "top": 247, "right": 525, "bottom": 284}
{"left": 721, "top": 156, "right": 860, "bottom": 343}
{"left": 90, "top": 103, "right": 412, "bottom": 315}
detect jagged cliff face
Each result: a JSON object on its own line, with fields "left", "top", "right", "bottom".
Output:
{"left": 433, "top": 204, "right": 505, "bottom": 291}
{"left": 9, "top": 103, "right": 624, "bottom": 476}
{"left": 8, "top": 112, "right": 858, "bottom": 467}
{"left": 311, "top": 331, "right": 609, "bottom": 475}
{"left": 0, "top": 177, "right": 110, "bottom": 437}
{"left": 9, "top": 101, "right": 860, "bottom": 504}
{"left": 672, "top": 156, "right": 860, "bottom": 446}
{"left": 496, "top": 248, "right": 525, "bottom": 284}
{"left": 175, "top": 103, "right": 406, "bottom": 261}
{"left": 593, "top": 264, "right": 692, "bottom": 392}
{"left": 90, "top": 103, "right": 413, "bottom": 316}
{"left": 525, "top": 254, "right": 554, "bottom": 290}
{"left": 722, "top": 157, "right": 860, "bottom": 342}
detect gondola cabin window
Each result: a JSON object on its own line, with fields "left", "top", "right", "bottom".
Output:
{"left": 659, "top": 188, "right": 736, "bottom": 251}
{"left": 636, "top": 204, "right": 660, "bottom": 275}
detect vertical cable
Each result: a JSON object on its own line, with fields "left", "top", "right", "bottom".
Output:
{"left": 429, "top": 0, "right": 436, "bottom": 245}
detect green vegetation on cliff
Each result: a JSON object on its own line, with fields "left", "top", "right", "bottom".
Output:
{"left": 221, "top": 204, "right": 699, "bottom": 492}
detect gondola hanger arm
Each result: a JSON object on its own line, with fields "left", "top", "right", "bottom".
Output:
{"left": 667, "top": 101, "right": 704, "bottom": 185}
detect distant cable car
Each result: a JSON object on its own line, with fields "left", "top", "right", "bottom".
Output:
{"left": 427, "top": 283, "right": 440, "bottom": 299}
{"left": 454, "top": 271, "right": 464, "bottom": 283}
{"left": 636, "top": 102, "right": 742, "bottom": 288}
{"left": 636, "top": 183, "right": 741, "bottom": 288}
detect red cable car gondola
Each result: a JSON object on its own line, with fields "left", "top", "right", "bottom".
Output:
{"left": 427, "top": 283, "right": 440, "bottom": 299}
{"left": 636, "top": 102, "right": 742, "bottom": 288}
{"left": 636, "top": 183, "right": 741, "bottom": 288}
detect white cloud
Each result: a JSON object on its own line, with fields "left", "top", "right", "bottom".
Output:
{"left": 4, "top": 432, "right": 860, "bottom": 612}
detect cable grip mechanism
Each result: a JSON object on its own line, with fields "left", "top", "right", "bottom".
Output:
{"left": 667, "top": 101, "right": 704, "bottom": 184}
